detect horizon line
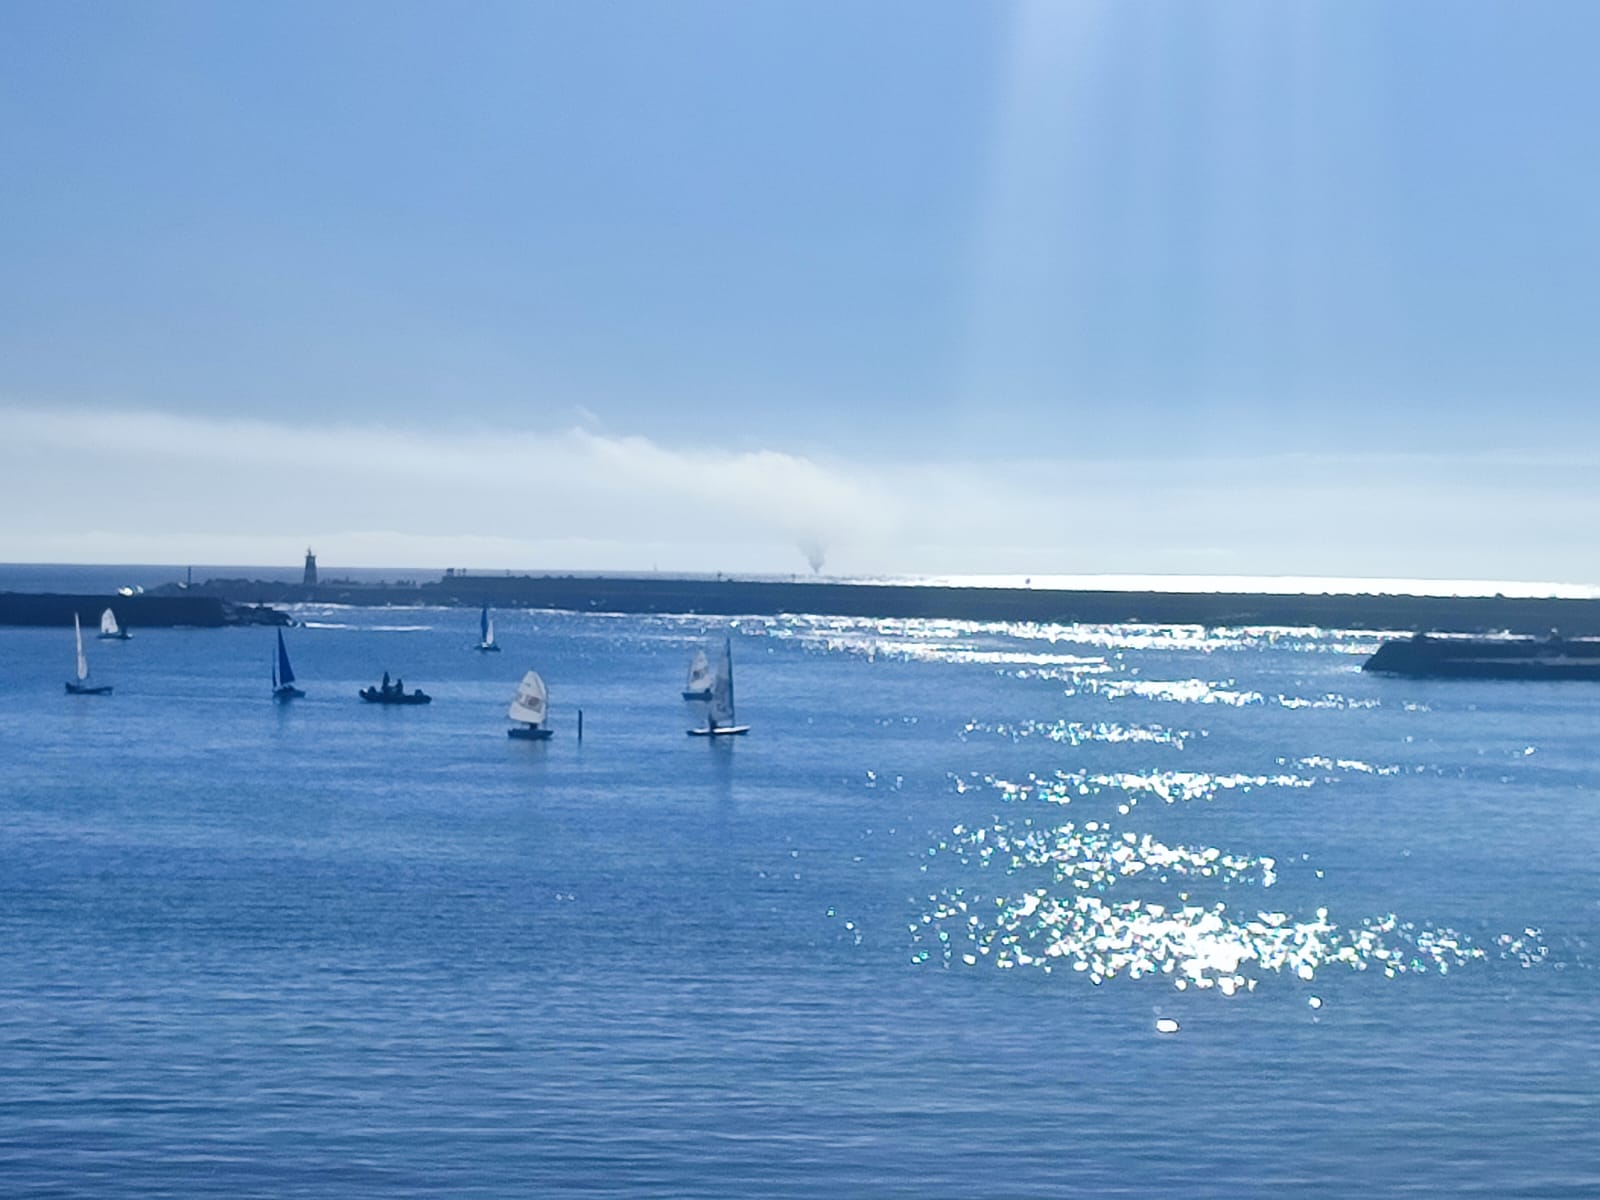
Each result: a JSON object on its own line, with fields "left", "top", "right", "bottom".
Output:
{"left": 5, "top": 562, "right": 1599, "bottom": 601}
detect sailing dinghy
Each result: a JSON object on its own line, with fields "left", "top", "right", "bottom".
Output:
{"left": 97, "top": 607, "right": 132, "bottom": 640}
{"left": 688, "top": 638, "right": 749, "bottom": 736}
{"left": 66, "top": 613, "right": 113, "bottom": 695}
{"left": 273, "top": 628, "right": 305, "bottom": 700}
{"left": 476, "top": 604, "right": 501, "bottom": 653}
{"left": 682, "top": 647, "right": 713, "bottom": 700}
{"left": 507, "top": 670, "right": 553, "bottom": 740}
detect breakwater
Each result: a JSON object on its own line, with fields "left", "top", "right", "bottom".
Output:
{"left": 0, "top": 592, "right": 288, "bottom": 628}
{"left": 1363, "top": 633, "right": 1600, "bottom": 680}
{"left": 167, "top": 573, "right": 1600, "bottom": 636}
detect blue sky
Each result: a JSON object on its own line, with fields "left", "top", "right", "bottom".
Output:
{"left": 4, "top": 2, "right": 1599, "bottom": 581}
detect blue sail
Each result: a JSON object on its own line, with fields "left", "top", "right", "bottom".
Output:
{"left": 276, "top": 628, "right": 296, "bottom": 686}
{"left": 480, "top": 604, "right": 490, "bottom": 642}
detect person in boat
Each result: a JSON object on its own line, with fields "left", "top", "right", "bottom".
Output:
{"left": 382, "top": 671, "right": 392, "bottom": 695}
{"left": 395, "top": 677, "right": 404, "bottom": 696}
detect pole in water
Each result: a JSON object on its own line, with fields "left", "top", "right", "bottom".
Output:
{"left": 577, "top": 708, "right": 584, "bottom": 743}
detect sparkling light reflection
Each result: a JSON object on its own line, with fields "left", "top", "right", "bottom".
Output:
{"left": 911, "top": 816, "right": 1530, "bottom": 991}
{"left": 761, "top": 608, "right": 1551, "bottom": 995}
{"left": 1053, "top": 675, "right": 1382, "bottom": 712}
{"left": 967, "top": 769, "right": 1313, "bottom": 809}
{"left": 963, "top": 718, "right": 1194, "bottom": 748}
{"left": 763, "top": 613, "right": 1384, "bottom": 663}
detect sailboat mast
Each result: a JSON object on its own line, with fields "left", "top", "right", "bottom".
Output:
{"left": 725, "top": 637, "right": 735, "bottom": 723}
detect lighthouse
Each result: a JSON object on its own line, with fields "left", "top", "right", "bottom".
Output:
{"left": 303, "top": 548, "right": 318, "bottom": 587}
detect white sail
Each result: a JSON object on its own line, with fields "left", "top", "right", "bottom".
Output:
{"left": 685, "top": 648, "right": 712, "bottom": 694}
{"left": 507, "top": 670, "right": 548, "bottom": 726}
{"left": 74, "top": 613, "right": 88, "bottom": 681}
{"left": 100, "top": 608, "right": 120, "bottom": 637}
{"left": 708, "top": 641, "right": 735, "bottom": 726}
{"left": 485, "top": 618, "right": 495, "bottom": 647}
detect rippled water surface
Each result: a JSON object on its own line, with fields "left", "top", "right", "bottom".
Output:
{"left": 2, "top": 606, "right": 1596, "bottom": 1197}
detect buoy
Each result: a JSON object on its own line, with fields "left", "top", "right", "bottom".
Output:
{"left": 1155, "top": 1018, "right": 1180, "bottom": 1035}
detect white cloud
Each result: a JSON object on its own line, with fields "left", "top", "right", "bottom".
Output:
{"left": 1, "top": 402, "right": 1596, "bottom": 585}
{"left": 0, "top": 404, "right": 901, "bottom": 571}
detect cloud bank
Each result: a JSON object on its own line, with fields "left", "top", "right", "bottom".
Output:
{"left": 0, "top": 405, "right": 898, "bottom": 572}
{"left": 1, "top": 403, "right": 1597, "bottom": 585}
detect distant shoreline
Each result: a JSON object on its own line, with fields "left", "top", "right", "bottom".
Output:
{"left": 7, "top": 568, "right": 1600, "bottom": 633}
{"left": 162, "top": 572, "right": 1600, "bottom": 635}
{"left": 3, "top": 563, "right": 1599, "bottom": 600}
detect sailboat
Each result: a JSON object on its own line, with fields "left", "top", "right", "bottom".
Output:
{"left": 682, "top": 647, "right": 713, "bottom": 700}
{"left": 476, "top": 604, "right": 501, "bottom": 652}
{"left": 66, "top": 613, "right": 113, "bottom": 695}
{"left": 507, "top": 670, "right": 553, "bottom": 740}
{"left": 272, "top": 628, "right": 305, "bottom": 701}
{"left": 688, "top": 638, "right": 749, "bottom": 736}
{"left": 97, "top": 607, "right": 131, "bottom": 640}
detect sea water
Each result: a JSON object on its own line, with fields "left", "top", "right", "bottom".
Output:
{"left": 0, "top": 598, "right": 1595, "bottom": 1197}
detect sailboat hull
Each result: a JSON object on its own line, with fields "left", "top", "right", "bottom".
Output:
{"left": 681, "top": 688, "right": 712, "bottom": 701}
{"left": 97, "top": 632, "right": 132, "bottom": 641}
{"left": 688, "top": 725, "right": 749, "bottom": 736}
{"left": 476, "top": 644, "right": 502, "bottom": 653}
{"left": 508, "top": 725, "right": 553, "bottom": 740}
{"left": 274, "top": 686, "right": 306, "bottom": 701}
{"left": 65, "top": 682, "right": 113, "bottom": 695}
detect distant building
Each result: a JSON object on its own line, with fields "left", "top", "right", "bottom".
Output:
{"left": 303, "top": 548, "right": 318, "bottom": 587}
